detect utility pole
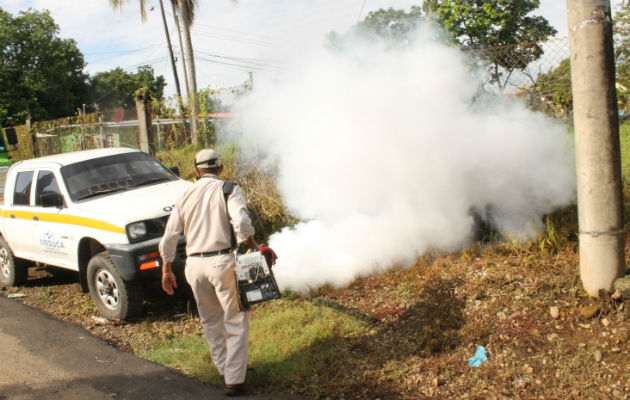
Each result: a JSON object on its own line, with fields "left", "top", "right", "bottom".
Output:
{"left": 135, "top": 89, "right": 155, "bottom": 154}
{"left": 567, "top": 0, "right": 626, "bottom": 296}
{"left": 159, "top": 0, "right": 184, "bottom": 112}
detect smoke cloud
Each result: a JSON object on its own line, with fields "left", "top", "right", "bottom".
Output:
{"left": 230, "top": 24, "right": 576, "bottom": 292}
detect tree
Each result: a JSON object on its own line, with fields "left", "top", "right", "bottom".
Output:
{"left": 423, "top": 0, "right": 557, "bottom": 90}
{"left": 174, "top": 0, "right": 200, "bottom": 145}
{"left": 87, "top": 66, "right": 165, "bottom": 111}
{"left": 0, "top": 7, "right": 87, "bottom": 127}
{"left": 356, "top": 6, "right": 424, "bottom": 43}
{"left": 110, "top": 0, "right": 200, "bottom": 144}
{"left": 535, "top": 58, "right": 572, "bottom": 118}
{"left": 327, "top": 7, "right": 425, "bottom": 50}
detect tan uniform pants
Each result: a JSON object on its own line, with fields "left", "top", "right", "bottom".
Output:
{"left": 185, "top": 254, "right": 249, "bottom": 384}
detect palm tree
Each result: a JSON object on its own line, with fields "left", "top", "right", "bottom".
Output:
{"left": 110, "top": 0, "right": 199, "bottom": 145}
{"left": 110, "top": 0, "right": 148, "bottom": 19}
{"left": 171, "top": 1, "right": 190, "bottom": 97}
{"left": 174, "top": 0, "right": 200, "bottom": 145}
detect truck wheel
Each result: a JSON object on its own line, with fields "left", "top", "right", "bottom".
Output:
{"left": 87, "top": 252, "right": 143, "bottom": 320}
{"left": 0, "top": 236, "right": 27, "bottom": 287}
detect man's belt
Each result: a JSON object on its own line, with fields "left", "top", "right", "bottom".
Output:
{"left": 188, "top": 248, "right": 233, "bottom": 258}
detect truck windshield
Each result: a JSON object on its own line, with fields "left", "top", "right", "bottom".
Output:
{"left": 60, "top": 152, "right": 178, "bottom": 202}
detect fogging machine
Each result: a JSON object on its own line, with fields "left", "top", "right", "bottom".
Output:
{"left": 234, "top": 251, "right": 281, "bottom": 310}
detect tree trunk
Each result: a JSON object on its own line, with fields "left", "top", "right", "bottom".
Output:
{"left": 177, "top": 0, "right": 199, "bottom": 145}
{"left": 159, "top": 0, "right": 189, "bottom": 142}
{"left": 172, "top": 1, "right": 190, "bottom": 96}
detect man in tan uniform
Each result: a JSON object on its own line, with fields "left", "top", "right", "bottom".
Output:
{"left": 159, "top": 148, "right": 256, "bottom": 396}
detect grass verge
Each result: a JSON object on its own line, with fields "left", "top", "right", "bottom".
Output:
{"left": 140, "top": 297, "right": 370, "bottom": 394}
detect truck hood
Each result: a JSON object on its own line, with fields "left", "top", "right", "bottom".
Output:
{"left": 72, "top": 179, "right": 192, "bottom": 225}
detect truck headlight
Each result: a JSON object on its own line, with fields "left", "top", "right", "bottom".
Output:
{"left": 127, "top": 222, "right": 147, "bottom": 240}
{"left": 125, "top": 216, "right": 169, "bottom": 243}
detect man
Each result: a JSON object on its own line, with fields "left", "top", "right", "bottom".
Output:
{"left": 159, "top": 148, "right": 257, "bottom": 396}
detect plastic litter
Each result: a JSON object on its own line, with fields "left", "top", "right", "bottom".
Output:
{"left": 468, "top": 345, "right": 488, "bottom": 367}
{"left": 7, "top": 293, "right": 25, "bottom": 298}
{"left": 91, "top": 316, "right": 111, "bottom": 326}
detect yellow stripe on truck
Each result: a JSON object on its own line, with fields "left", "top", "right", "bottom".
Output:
{"left": 1, "top": 210, "right": 126, "bottom": 234}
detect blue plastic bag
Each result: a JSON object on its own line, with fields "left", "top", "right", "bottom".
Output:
{"left": 468, "top": 345, "right": 488, "bottom": 367}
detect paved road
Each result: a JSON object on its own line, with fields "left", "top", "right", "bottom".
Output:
{"left": 0, "top": 297, "right": 298, "bottom": 400}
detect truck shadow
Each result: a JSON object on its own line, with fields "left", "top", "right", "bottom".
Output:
{"left": 21, "top": 265, "right": 80, "bottom": 288}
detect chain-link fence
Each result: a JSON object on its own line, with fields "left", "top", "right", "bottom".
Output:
{"left": 464, "top": 36, "right": 576, "bottom": 119}
{"left": 1, "top": 112, "right": 235, "bottom": 163}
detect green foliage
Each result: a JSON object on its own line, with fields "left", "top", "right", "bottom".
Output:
{"left": 198, "top": 81, "right": 251, "bottom": 115}
{"left": 423, "top": 0, "right": 557, "bottom": 89}
{"left": 355, "top": 6, "right": 424, "bottom": 43}
{"left": 536, "top": 58, "right": 572, "bottom": 117}
{"left": 327, "top": 6, "right": 425, "bottom": 50}
{"left": 87, "top": 65, "right": 165, "bottom": 112}
{"left": 0, "top": 7, "right": 88, "bottom": 127}
{"left": 614, "top": 2, "right": 630, "bottom": 113}
{"left": 155, "top": 144, "right": 200, "bottom": 181}
{"left": 621, "top": 121, "right": 630, "bottom": 201}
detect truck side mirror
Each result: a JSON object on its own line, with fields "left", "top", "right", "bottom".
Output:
{"left": 40, "top": 192, "right": 64, "bottom": 208}
{"left": 168, "top": 166, "right": 180, "bottom": 177}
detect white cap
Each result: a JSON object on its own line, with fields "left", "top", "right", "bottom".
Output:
{"left": 194, "top": 149, "right": 222, "bottom": 168}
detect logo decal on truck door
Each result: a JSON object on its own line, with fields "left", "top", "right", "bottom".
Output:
{"left": 40, "top": 230, "right": 67, "bottom": 255}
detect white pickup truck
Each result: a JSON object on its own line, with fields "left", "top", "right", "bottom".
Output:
{"left": 0, "top": 147, "right": 192, "bottom": 319}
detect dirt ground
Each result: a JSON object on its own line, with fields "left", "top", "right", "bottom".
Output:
{"left": 2, "top": 240, "right": 629, "bottom": 400}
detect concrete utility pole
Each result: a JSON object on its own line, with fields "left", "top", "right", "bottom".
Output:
{"left": 135, "top": 90, "right": 155, "bottom": 155}
{"left": 567, "top": 0, "right": 626, "bottom": 296}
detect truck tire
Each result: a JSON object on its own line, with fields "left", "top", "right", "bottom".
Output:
{"left": 87, "top": 251, "right": 143, "bottom": 320}
{"left": 0, "top": 236, "right": 28, "bottom": 287}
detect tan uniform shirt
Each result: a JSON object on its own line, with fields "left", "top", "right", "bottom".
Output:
{"left": 159, "top": 174, "right": 255, "bottom": 263}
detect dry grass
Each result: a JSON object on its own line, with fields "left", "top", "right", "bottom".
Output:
{"left": 3, "top": 126, "right": 630, "bottom": 399}
{"left": 4, "top": 233, "right": 629, "bottom": 399}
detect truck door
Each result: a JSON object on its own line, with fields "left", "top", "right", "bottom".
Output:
{"left": 2, "top": 170, "right": 38, "bottom": 260}
{"left": 32, "top": 169, "right": 77, "bottom": 269}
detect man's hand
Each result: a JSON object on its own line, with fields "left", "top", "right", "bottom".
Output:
{"left": 258, "top": 244, "right": 278, "bottom": 266}
{"left": 162, "top": 270, "right": 178, "bottom": 295}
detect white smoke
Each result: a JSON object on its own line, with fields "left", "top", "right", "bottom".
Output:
{"left": 230, "top": 24, "right": 576, "bottom": 292}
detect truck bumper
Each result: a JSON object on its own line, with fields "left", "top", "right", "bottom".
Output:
{"left": 105, "top": 237, "right": 186, "bottom": 281}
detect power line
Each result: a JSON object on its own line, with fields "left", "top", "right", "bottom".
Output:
{"left": 193, "top": 22, "right": 290, "bottom": 46}
{"left": 84, "top": 43, "right": 163, "bottom": 56}
{"left": 194, "top": 49, "right": 281, "bottom": 69}
{"left": 195, "top": 56, "right": 267, "bottom": 71}
{"left": 192, "top": 28, "right": 288, "bottom": 49}
{"left": 87, "top": 44, "right": 168, "bottom": 65}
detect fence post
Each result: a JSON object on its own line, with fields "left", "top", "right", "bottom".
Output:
{"left": 99, "top": 116, "right": 105, "bottom": 148}
{"left": 135, "top": 88, "right": 154, "bottom": 154}
{"left": 27, "top": 115, "right": 38, "bottom": 158}
{"left": 156, "top": 116, "right": 162, "bottom": 151}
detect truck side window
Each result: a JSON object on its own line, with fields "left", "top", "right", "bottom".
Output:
{"left": 35, "top": 171, "right": 61, "bottom": 206}
{"left": 13, "top": 171, "right": 34, "bottom": 206}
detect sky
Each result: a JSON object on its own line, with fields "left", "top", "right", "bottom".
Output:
{"left": 3, "top": 0, "right": 625, "bottom": 98}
